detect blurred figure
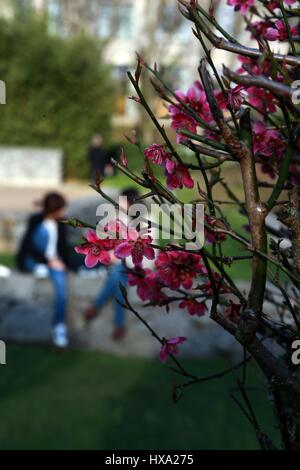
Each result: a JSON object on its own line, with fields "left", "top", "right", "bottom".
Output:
{"left": 84, "top": 188, "right": 139, "bottom": 341}
{"left": 88, "top": 134, "right": 113, "bottom": 181}
{"left": 17, "top": 193, "right": 70, "bottom": 349}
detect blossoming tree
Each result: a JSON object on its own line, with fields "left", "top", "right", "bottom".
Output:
{"left": 73, "top": 0, "right": 300, "bottom": 449}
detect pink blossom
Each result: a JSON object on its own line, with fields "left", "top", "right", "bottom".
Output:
{"left": 265, "top": 20, "right": 297, "bottom": 41}
{"left": 250, "top": 20, "right": 272, "bottom": 38}
{"left": 166, "top": 163, "right": 194, "bottom": 190}
{"left": 128, "top": 268, "right": 168, "bottom": 305}
{"left": 75, "top": 231, "right": 112, "bottom": 268}
{"left": 114, "top": 228, "right": 155, "bottom": 266}
{"left": 168, "top": 81, "right": 212, "bottom": 142}
{"left": 170, "top": 111, "right": 197, "bottom": 142}
{"left": 246, "top": 87, "right": 277, "bottom": 114}
{"left": 227, "top": 0, "right": 254, "bottom": 15}
{"left": 179, "top": 299, "right": 207, "bottom": 316}
{"left": 226, "top": 85, "right": 244, "bottom": 111}
{"left": 144, "top": 144, "right": 175, "bottom": 174}
{"left": 253, "top": 122, "right": 285, "bottom": 159}
{"left": 155, "top": 251, "right": 205, "bottom": 290}
{"left": 159, "top": 336, "right": 186, "bottom": 363}
{"left": 205, "top": 215, "right": 227, "bottom": 244}
{"left": 268, "top": 0, "right": 297, "bottom": 11}
{"left": 237, "top": 56, "right": 273, "bottom": 77}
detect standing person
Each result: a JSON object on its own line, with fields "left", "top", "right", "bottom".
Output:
{"left": 84, "top": 188, "right": 139, "bottom": 341}
{"left": 17, "top": 193, "right": 70, "bottom": 349}
{"left": 88, "top": 134, "right": 113, "bottom": 181}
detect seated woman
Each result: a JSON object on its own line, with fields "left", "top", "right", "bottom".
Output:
{"left": 17, "top": 192, "right": 69, "bottom": 349}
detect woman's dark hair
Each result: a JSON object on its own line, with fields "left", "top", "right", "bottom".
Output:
{"left": 41, "top": 192, "right": 66, "bottom": 215}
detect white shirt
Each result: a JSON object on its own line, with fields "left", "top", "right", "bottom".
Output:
{"left": 43, "top": 219, "right": 58, "bottom": 260}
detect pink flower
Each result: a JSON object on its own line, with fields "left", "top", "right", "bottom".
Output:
{"left": 268, "top": 0, "right": 297, "bottom": 11}
{"left": 75, "top": 231, "right": 112, "bottom": 268}
{"left": 114, "top": 228, "right": 155, "bottom": 266}
{"left": 155, "top": 251, "right": 205, "bottom": 290}
{"left": 237, "top": 55, "right": 273, "bottom": 77}
{"left": 246, "top": 87, "right": 277, "bottom": 114}
{"left": 179, "top": 299, "right": 207, "bottom": 316}
{"left": 226, "top": 85, "right": 244, "bottom": 111}
{"left": 250, "top": 20, "right": 272, "bottom": 38}
{"left": 128, "top": 268, "right": 168, "bottom": 304}
{"left": 205, "top": 215, "right": 226, "bottom": 244}
{"left": 253, "top": 122, "right": 285, "bottom": 159}
{"left": 159, "top": 336, "right": 186, "bottom": 363}
{"left": 170, "top": 111, "right": 197, "bottom": 142}
{"left": 227, "top": 0, "right": 254, "bottom": 14}
{"left": 166, "top": 163, "right": 194, "bottom": 190}
{"left": 265, "top": 20, "right": 297, "bottom": 41}
{"left": 144, "top": 144, "right": 175, "bottom": 174}
{"left": 168, "top": 81, "right": 212, "bottom": 142}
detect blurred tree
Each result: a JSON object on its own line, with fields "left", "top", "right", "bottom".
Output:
{"left": 0, "top": 15, "right": 115, "bottom": 178}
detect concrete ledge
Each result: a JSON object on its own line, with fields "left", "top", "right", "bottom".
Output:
{"left": 0, "top": 272, "right": 244, "bottom": 359}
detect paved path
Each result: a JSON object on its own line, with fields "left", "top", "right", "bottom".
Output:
{"left": 0, "top": 182, "right": 96, "bottom": 214}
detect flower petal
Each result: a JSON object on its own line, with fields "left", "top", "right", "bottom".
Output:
{"left": 159, "top": 346, "right": 168, "bottom": 363}
{"left": 86, "top": 231, "right": 98, "bottom": 243}
{"left": 143, "top": 245, "right": 155, "bottom": 260}
{"left": 85, "top": 252, "right": 99, "bottom": 268}
{"left": 114, "top": 242, "right": 132, "bottom": 259}
{"left": 99, "top": 251, "right": 111, "bottom": 265}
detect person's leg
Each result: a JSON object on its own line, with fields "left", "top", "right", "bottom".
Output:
{"left": 94, "top": 268, "right": 116, "bottom": 310}
{"left": 88, "top": 264, "right": 127, "bottom": 325}
{"left": 112, "top": 264, "right": 128, "bottom": 329}
{"left": 49, "top": 269, "right": 68, "bottom": 326}
{"left": 49, "top": 269, "right": 69, "bottom": 348}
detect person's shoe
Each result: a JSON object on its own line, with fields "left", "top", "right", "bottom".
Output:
{"left": 112, "top": 326, "right": 126, "bottom": 342}
{"left": 53, "top": 323, "right": 69, "bottom": 349}
{"left": 84, "top": 305, "right": 98, "bottom": 323}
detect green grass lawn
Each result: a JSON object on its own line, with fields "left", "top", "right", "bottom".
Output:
{"left": 0, "top": 345, "right": 279, "bottom": 450}
{"left": 0, "top": 252, "right": 15, "bottom": 268}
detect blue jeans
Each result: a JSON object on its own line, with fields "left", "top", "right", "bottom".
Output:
{"left": 95, "top": 263, "right": 127, "bottom": 328}
{"left": 24, "top": 223, "right": 68, "bottom": 326}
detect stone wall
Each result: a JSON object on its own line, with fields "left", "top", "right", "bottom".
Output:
{"left": 0, "top": 271, "right": 244, "bottom": 360}
{"left": 0, "top": 146, "right": 63, "bottom": 187}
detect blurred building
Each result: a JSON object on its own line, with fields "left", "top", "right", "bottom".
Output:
{"left": 30, "top": 0, "right": 205, "bottom": 129}
{"left": 2, "top": 0, "right": 239, "bottom": 130}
